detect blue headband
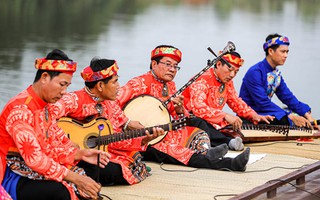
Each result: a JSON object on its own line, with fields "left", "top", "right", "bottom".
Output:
{"left": 263, "top": 36, "right": 290, "bottom": 51}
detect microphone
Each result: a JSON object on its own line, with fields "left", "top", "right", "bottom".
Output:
{"left": 97, "top": 124, "right": 104, "bottom": 200}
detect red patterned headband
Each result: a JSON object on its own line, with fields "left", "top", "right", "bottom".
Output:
{"left": 35, "top": 58, "right": 77, "bottom": 74}
{"left": 81, "top": 62, "right": 119, "bottom": 82}
{"left": 151, "top": 47, "right": 182, "bottom": 63}
{"left": 222, "top": 54, "right": 244, "bottom": 68}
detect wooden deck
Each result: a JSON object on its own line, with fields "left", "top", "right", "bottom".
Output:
{"left": 100, "top": 139, "right": 320, "bottom": 200}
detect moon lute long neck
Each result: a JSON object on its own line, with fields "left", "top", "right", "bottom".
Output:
{"left": 163, "top": 63, "right": 212, "bottom": 106}
{"left": 163, "top": 42, "right": 236, "bottom": 106}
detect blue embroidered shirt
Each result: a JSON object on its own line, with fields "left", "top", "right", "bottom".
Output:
{"left": 239, "top": 58, "right": 310, "bottom": 121}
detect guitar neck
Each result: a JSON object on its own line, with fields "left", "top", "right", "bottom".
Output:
{"left": 163, "top": 44, "right": 235, "bottom": 106}
{"left": 99, "top": 123, "right": 172, "bottom": 146}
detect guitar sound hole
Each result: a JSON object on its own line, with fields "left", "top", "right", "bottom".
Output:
{"left": 86, "top": 136, "right": 98, "bottom": 149}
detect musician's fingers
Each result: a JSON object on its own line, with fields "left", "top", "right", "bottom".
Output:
{"left": 306, "top": 121, "right": 313, "bottom": 129}
{"left": 233, "top": 121, "right": 241, "bottom": 131}
{"left": 150, "top": 127, "right": 158, "bottom": 138}
{"left": 238, "top": 122, "right": 242, "bottom": 130}
{"left": 173, "top": 102, "right": 183, "bottom": 107}
{"left": 268, "top": 115, "right": 275, "bottom": 121}
{"left": 236, "top": 123, "right": 241, "bottom": 131}
{"left": 237, "top": 117, "right": 243, "bottom": 128}
{"left": 78, "top": 189, "right": 91, "bottom": 199}
{"left": 78, "top": 177, "right": 101, "bottom": 199}
{"left": 99, "top": 152, "right": 110, "bottom": 167}
{"left": 102, "top": 151, "right": 111, "bottom": 158}
{"left": 177, "top": 95, "right": 184, "bottom": 102}
{"left": 232, "top": 123, "right": 236, "bottom": 131}
{"left": 156, "top": 127, "right": 165, "bottom": 136}
{"left": 145, "top": 130, "right": 151, "bottom": 137}
{"left": 265, "top": 115, "right": 275, "bottom": 123}
{"left": 172, "top": 97, "right": 184, "bottom": 107}
{"left": 260, "top": 116, "right": 270, "bottom": 124}
{"left": 146, "top": 128, "right": 158, "bottom": 139}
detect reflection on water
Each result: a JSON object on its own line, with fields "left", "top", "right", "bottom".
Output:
{"left": 0, "top": 0, "right": 320, "bottom": 118}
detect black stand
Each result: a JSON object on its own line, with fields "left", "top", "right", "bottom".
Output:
{"left": 96, "top": 124, "right": 104, "bottom": 200}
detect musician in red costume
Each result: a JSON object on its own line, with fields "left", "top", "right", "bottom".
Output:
{"left": 183, "top": 51, "right": 273, "bottom": 144}
{"left": 50, "top": 57, "right": 164, "bottom": 186}
{"left": 0, "top": 49, "right": 110, "bottom": 200}
{"left": 117, "top": 45, "right": 250, "bottom": 171}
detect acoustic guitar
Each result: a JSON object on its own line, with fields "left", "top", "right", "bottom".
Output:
{"left": 219, "top": 123, "right": 320, "bottom": 143}
{"left": 57, "top": 116, "right": 193, "bottom": 149}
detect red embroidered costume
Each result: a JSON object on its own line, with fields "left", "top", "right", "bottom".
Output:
{"left": 184, "top": 56, "right": 257, "bottom": 130}
{"left": 50, "top": 89, "right": 149, "bottom": 184}
{"left": 116, "top": 46, "right": 251, "bottom": 173}
{"left": 117, "top": 71, "right": 203, "bottom": 165}
{"left": 0, "top": 86, "right": 81, "bottom": 199}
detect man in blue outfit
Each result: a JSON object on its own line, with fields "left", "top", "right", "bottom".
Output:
{"left": 239, "top": 33, "right": 317, "bottom": 129}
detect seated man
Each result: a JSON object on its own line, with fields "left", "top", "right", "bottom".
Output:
{"left": 117, "top": 45, "right": 250, "bottom": 172}
{"left": 50, "top": 57, "right": 164, "bottom": 186}
{"left": 239, "top": 33, "right": 318, "bottom": 129}
{"left": 0, "top": 49, "right": 109, "bottom": 200}
{"left": 183, "top": 51, "right": 273, "bottom": 147}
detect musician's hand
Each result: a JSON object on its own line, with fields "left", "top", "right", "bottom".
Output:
{"left": 65, "top": 171, "right": 101, "bottom": 199}
{"left": 127, "top": 120, "right": 145, "bottom": 130}
{"left": 304, "top": 112, "right": 320, "bottom": 130}
{"left": 289, "top": 114, "right": 312, "bottom": 129}
{"left": 76, "top": 149, "right": 110, "bottom": 168}
{"left": 251, "top": 113, "right": 274, "bottom": 124}
{"left": 224, "top": 114, "right": 242, "bottom": 131}
{"left": 172, "top": 95, "right": 185, "bottom": 115}
{"left": 141, "top": 127, "right": 165, "bottom": 146}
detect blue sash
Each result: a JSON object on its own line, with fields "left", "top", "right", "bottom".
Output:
{"left": 2, "top": 167, "right": 20, "bottom": 200}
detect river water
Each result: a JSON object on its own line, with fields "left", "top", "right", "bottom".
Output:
{"left": 0, "top": 0, "right": 319, "bottom": 118}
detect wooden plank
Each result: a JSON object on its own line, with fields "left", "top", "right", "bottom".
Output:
{"left": 229, "top": 161, "right": 320, "bottom": 200}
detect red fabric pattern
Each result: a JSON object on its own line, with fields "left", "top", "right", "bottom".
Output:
{"left": 0, "top": 86, "right": 79, "bottom": 200}
{"left": 184, "top": 68, "right": 256, "bottom": 129}
{"left": 35, "top": 58, "right": 77, "bottom": 73}
{"left": 117, "top": 71, "right": 195, "bottom": 165}
{"left": 50, "top": 88, "right": 148, "bottom": 184}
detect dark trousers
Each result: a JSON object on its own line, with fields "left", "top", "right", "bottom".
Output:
{"left": 141, "top": 146, "right": 233, "bottom": 170}
{"left": 189, "top": 117, "right": 232, "bottom": 147}
{"left": 77, "top": 161, "right": 128, "bottom": 186}
{"left": 16, "top": 177, "right": 70, "bottom": 200}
